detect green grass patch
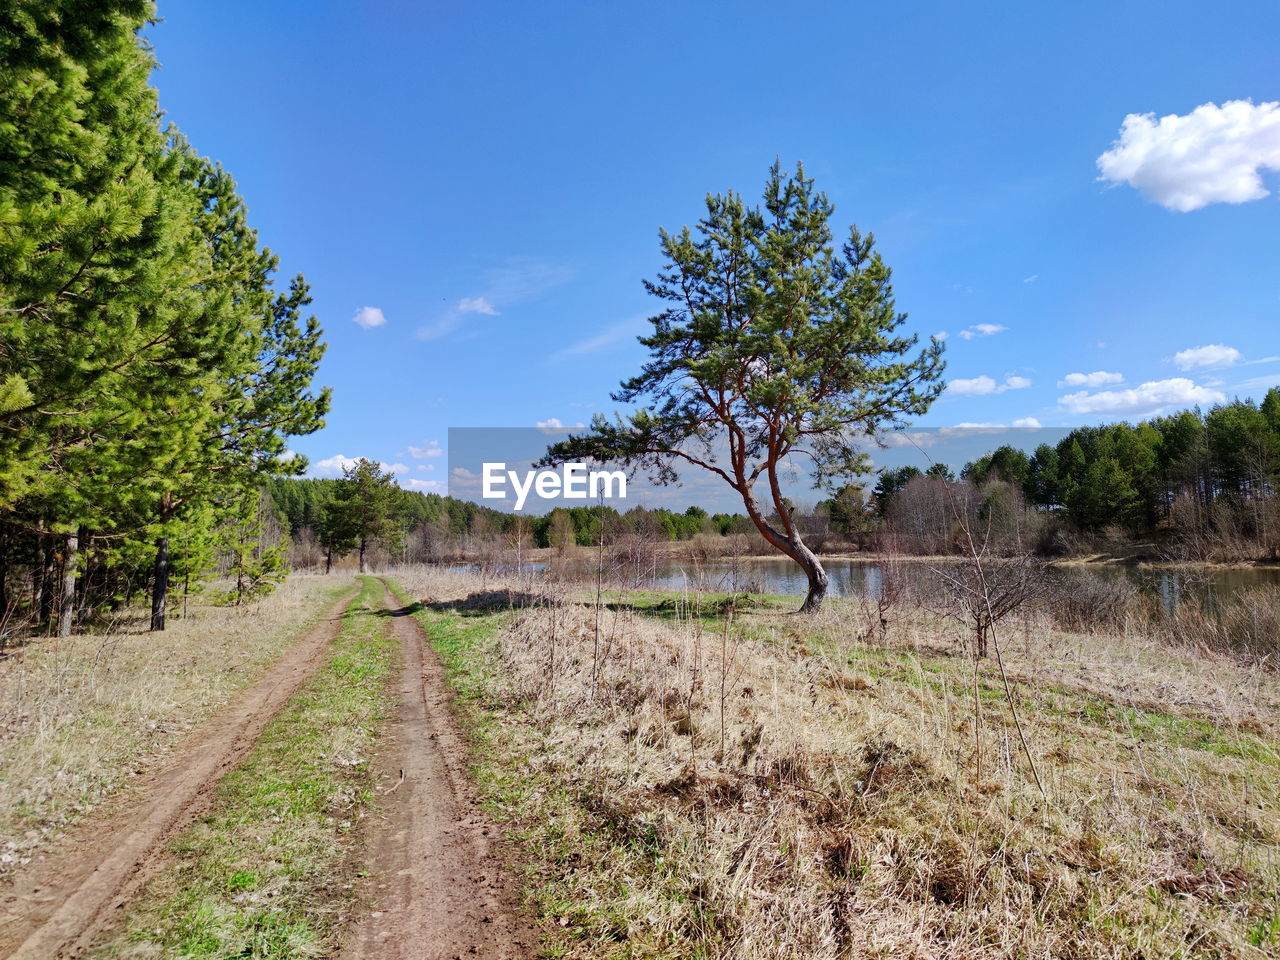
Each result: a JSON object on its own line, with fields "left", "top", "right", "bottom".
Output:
{"left": 385, "top": 579, "right": 733, "bottom": 959}
{"left": 92, "top": 575, "right": 396, "bottom": 959}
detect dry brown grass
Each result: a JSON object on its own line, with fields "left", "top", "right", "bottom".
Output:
{"left": 393, "top": 566, "right": 1280, "bottom": 959}
{"left": 0, "top": 573, "right": 354, "bottom": 875}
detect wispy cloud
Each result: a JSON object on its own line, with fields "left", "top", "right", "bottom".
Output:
{"left": 400, "top": 477, "right": 445, "bottom": 493}
{"left": 1097, "top": 100, "right": 1280, "bottom": 212}
{"left": 551, "top": 317, "right": 647, "bottom": 360}
{"left": 415, "top": 259, "right": 574, "bottom": 341}
{"left": 957, "top": 323, "right": 1006, "bottom": 340}
{"left": 1023, "top": 275, "right": 1038, "bottom": 284}
{"left": 1058, "top": 370, "right": 1124, "bottom": 388}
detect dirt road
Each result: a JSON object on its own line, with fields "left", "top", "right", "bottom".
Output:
{"left": 0, "top": 591, "right": 356, "bottom": 959}
{"left": 339, "top": 586, "right": 534, "bottom": 959}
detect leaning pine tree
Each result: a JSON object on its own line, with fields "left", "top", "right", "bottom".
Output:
{"left": 542, "top": 163, "right": 945, "bottom": 611}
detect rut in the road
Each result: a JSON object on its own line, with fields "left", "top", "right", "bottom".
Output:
{"left": 0, "top": 592, "right": 356, "bottom": 960}
{"left": 340, "top": 586, "right": 534, "bottom": 960}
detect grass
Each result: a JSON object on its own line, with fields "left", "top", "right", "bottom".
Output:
{"left": 0, "top": 573, "right": 355, "bottom": 876}
{"left": 388, "top": 565, "right": 1280, "bottom": 960}
{"left": 90, "top": 575, "right": 396, "bottom": 959}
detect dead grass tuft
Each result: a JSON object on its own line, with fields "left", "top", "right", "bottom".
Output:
{"left": 392, "top": 566, "right": 1280, "bottom": 959}
{"left": 0, "top": 574, "right": 353, "bottom": 875}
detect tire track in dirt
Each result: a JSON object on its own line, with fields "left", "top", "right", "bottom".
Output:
{"left": 339, "top": 584, "right": 534, "bottom": 960}
{"left": 0, "top": 589, "right": 358, "bottom": 960}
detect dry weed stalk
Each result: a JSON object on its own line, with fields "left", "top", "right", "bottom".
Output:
{"left": 391, "top": 564, "right": 1280, "bottom": 959}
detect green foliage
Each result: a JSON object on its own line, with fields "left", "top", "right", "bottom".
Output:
{"left": 0, "top": 4, "right": 328, "bottom": 629}
{"left": 210, "top": 492, "right": 289, "bottom": 606}
{"left": 325, "top": 459, "right": 401, "bottom": 571}
{"left": 874, "top": 466, "right": 922, "bottom": 514}
{"left": 822, "top": 483, "right": 871, "bottom": 534}
{"left": 541, "top": 162, "right": 944, "bottom": 609}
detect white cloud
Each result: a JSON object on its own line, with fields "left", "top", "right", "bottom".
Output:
{"left": 535, "top": 418, "right": 584, "bottom": 430}
{"left": 352, "top": 306, "right": 386, "bottom": 329}
{"left": 416, "top": 260, "right": 573, "bottom": 341}
{"left": 1058, "top": 377, "right": 1226, "bottom": 416}
{"left": 1172, "top": 344, "right": 1242, "bottom": 370}
{"left": 458, "top": 296, "right": 498, "bottom": 315}
{"left": 958, "top": 323, "right": 1006, "bottom": 340}
{"left": 312, "top": 453, "right": 360, "bottom": 476}
{"left": 400, "top": 478, "right": 445, "bottom": 493}
{"left": 311, "top": 454, "right": 407, "bottom": 478}
{"left": 1012, "top": 417, "right": 1042, "bottom": 428}
{"left": 948, "top": 374, "right": 1031, "bottom": 396}
{"left": 1023, "top": 275, "right": 1038, "bottom": 284}
{"left": 407, "top": 441, "right": 443, "bottom": 459}
{"left": 1097, "top": 100, "right": 1280, "bottom": 212}
{"left": 1058, "top": 370, "right": 1124, "bottom": 388}
{"left": 950, "top": 376, "right": 998, "bottom": 395}
{"left": 934, "top": 331, "right": 949, "bottom": 341}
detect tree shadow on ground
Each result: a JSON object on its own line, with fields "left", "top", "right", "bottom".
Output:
{"left": 415, "top": 590, "right": 546, "bottom": 617}
{"left": 604, "top": 593, "right": 783, "bottom": 622}
{"left": 373, "top": 602, "right": 425, "bottom": 618}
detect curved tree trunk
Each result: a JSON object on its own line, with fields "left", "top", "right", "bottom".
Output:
{"left": 738, "top": 489, "right": 829, "bottom": 612}
{"left": 792, "top": 537, "right": 829, "bottom": 612}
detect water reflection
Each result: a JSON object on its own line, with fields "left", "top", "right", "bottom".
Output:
{"left": 553, "top": 556, "right": 1280, "bottom": 616}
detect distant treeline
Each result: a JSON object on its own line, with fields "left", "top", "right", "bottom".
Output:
{"left": 866, "top": 390, "right": 1280, "bottom": 560}
{"left": 266, "top": 476, "right": 753, "bottom": 566}
{"left": 277, "top": 389, "right": 1280, "bottom": 570}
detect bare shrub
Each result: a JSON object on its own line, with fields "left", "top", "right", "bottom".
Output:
{"left": 935, "top": 554, "right": 1044, "bottom": 658}
{"left": 1041, "top": 568, "right": 1143, "bottom": 633}
{"left": 1161, "top": 586, "right": 1280, "bottom": 663}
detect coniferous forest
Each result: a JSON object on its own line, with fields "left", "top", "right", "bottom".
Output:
{"left": 1, "top": 2, "right": 329, "bottom": 633}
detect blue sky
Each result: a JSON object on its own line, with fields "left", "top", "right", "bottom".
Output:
{"left": 145, "top": 1, "right": 1280, "bottom": 498}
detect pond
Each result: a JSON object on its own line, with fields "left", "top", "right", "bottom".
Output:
{"left": 541, "top": 556, "right": 1280, "bottom": 617}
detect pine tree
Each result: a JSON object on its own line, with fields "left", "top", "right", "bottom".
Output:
{"left": 329, "top": 460, "right": 401, "bottom": 573}
{"left": 544, "top": 163, "right": 945, "bottom": 611}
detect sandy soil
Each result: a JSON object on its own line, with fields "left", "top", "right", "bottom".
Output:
{"left": 338, "top": 586, "right": 534, "bottom": 960}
